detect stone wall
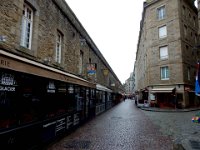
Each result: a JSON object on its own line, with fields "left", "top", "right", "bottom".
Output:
{"left": 135, "top": 0, "right": 198, "bottom": 89}
{"left": 0, "top": 0, "right": 122, "bottom": 90}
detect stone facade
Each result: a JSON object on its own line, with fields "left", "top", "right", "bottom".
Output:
{"left": 135, "top": 0, "right": 199, "bottom": 108}
{"left": 124, "top": 72, "right": 135, "bottom": 95}
{"left": 0, "top": 0, "right": 123, "bottom": 92}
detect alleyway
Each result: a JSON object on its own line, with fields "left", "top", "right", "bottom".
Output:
{"left": 47, "top": 100, "right": 173, "bottom": 150}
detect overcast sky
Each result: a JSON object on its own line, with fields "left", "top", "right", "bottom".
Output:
{"left": 65, "top": 0, "right": 144, "bottom": 84}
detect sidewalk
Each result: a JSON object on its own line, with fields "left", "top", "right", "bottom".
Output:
{"left": 140, "top": 106, "right": 200, "bottom": 112}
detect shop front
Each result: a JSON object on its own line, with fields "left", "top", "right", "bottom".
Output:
{"left": 0, "top": 50, "right": 96, "bottom": 148}
{"left": 150, "top": 87, "right": 176, "bottom": 108}
{"left": 95, "top": 84, "right": 112, "bottom": 115}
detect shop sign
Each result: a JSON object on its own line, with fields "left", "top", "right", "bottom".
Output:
{"left": 0, "top": 59, "right": 10, "bottom": 67}
{"left": 0, "top": 73, "right": 16, "bottom": 91}
{"left": 0, "top": 85, "right": 15, "bottom": 91}
{"left": 1, "top": 73, "right": 15, "bottom": 85}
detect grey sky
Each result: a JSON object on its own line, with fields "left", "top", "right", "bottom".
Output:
{"left": 65, "top": 0, "right": 144, "bottom": 83}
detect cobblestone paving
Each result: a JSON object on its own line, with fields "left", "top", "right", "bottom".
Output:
{"left": 142, "top": 108, "right": 200, "bottom": 150}
{"left": 48, "top": 100, "right": 173, "bottom": 150}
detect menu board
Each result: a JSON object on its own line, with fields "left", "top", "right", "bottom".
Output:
{"left": 55, "top": 118, "right": 66, "bottom": 134}
{"left": 73, "top": 113, "right": 80, "bottom": 126}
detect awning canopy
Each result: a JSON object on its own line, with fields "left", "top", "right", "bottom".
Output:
{"left": 151, "top": 87, "right": 175, "bottom": 93}
{"left": 96, "top": 84, "right": 112, "bottom": 92}
{"left": 0, "top": 50, "right": 96, "bottom": 88}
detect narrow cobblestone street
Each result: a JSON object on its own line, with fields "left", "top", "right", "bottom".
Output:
{"left": 47, "top": 100, "right": 173, "bottom": 150}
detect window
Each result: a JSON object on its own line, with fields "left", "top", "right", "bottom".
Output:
{"left": 160, "top": 46, "right": 168, "bottom": 60}
{"left": 188, "top": 67, "right": 190, "bottom": 80}
{"left": 159, "top": 25, "right": 167, "bottom": 38}
{"left": 193, "top": 16, "right": 196, "bottom": 27}
{"left": 182, "top": 5, "right": 185, "bottom": 17}
{"left": 184, "top": 25, "right": 187, "bottom": 37}
{"left": 161, "top": 66, "right": 169, "bottom": 80}
{"left": 55, "top": 31, "right": 62, "bottom": 63}
{"left": 157, "top": 6, "right": 166, "bottom": 20}
{"left": 20, "top": 3, "right": 33, "bottom": 49}
{"left": 186, "top": 45, "right": 189, "bottom": 51}
{"left": 79, "top": 50, "right": 83, "bottom": 74}
{"left": 195, "top": 34, "right": 197, "bottom": 44}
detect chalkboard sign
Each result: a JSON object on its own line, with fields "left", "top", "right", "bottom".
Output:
{"left": 55, "top": 118, "right": 66, "bottom": 135}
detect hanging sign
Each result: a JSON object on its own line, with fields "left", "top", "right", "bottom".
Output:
{"left": 87, "top": 63, "right": 96, "bottom": 75}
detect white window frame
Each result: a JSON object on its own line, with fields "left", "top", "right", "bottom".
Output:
{"left": 161, "top": 66, "right": 169, "bottom": 80}
{"left": 158, "top": 25, "right": 167, "bottom": 39}
{"left": 20, "top": 3, "right": 33, "bottom": 49}
{"left": 159, "top": 46, "right": 168, "bottom": 60}
{"left": 55, "top": 31, "right": 62, "bottom": 64}
{"left": 157, "top": 5, "right": 166, "bottom": 20}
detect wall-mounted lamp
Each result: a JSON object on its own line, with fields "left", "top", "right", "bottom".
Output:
{"left": 102, "top": 69, "right": 109, "bottom": 76}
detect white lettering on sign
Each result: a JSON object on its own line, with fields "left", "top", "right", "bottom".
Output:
{"left": 73, "top": 113, "right": 80, "bottom": 126}
{"left": 1, "top": 73, "right": 15, "bottom": 85}
{"left": 0, "top": 86, "right": 15, "bottom": 91}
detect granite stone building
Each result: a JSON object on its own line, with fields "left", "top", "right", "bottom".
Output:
{"left": 0, "top": 0, "right": 122, "bottom": 91}
{"left": 0, "top": 0, "right": 123, "bottom": 148}
{"left": 135, "top": 0, "right": 200, "bottom": 108}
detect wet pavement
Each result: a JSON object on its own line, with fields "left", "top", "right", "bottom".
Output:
{"left": 47, "top": 100, "right": 173, "bottom": 150}
{"left": 142, "top": 107, "right": 200, "bottom": 150}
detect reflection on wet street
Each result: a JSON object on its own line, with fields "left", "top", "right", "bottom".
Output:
{"left": 48, "top": 100, "right": 173, "bottom": 150}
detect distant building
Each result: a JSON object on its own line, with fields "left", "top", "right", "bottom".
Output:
{"left": 125, "top": 72, "right": 135, "bottom": 95}
{"left": 135, "top": 0, "right": 199, "bottom": 108}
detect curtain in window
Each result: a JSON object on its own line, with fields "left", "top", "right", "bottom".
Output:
{"left": 160, "top": 46, "right": 168, "bottom": 59}
{"left": 157, "top": 6, "right": 165, "bottom": 20}
{"left": 159, "top": 26, "right": 167, "bottom": 38}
